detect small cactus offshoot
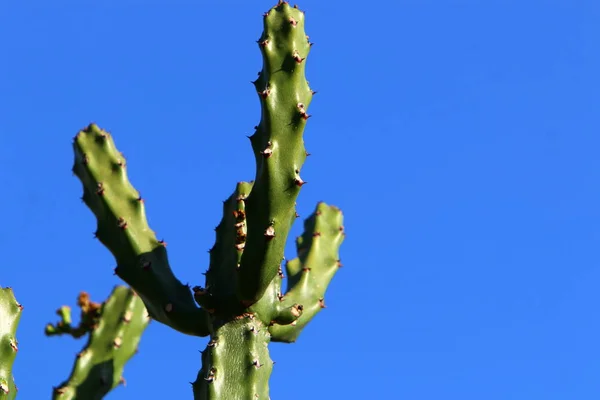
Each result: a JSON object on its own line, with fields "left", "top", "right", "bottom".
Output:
{"left": 70, "top": 2, "right": 344, "bottom": 398}
{"left": 45, "top": 286, "right": 149, "bottom": 400}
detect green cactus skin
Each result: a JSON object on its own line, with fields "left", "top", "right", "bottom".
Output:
{"left": 45, "top": 286, "right": 149, "bottom": 400}
{"left": 0, "top": 287, "right": 22, "bottom": 400}
{"left": 72, "top": 2, "right": 345, "bottom": 398}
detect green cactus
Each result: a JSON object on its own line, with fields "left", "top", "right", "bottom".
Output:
{"left": 0, "top": 287, "right": 22, "bottom": 400}
{"left": 71, "top": 2, "right": 345, "bottom": 398}
{"left": 45, "top": 286, "right": 150, "bottom": 399}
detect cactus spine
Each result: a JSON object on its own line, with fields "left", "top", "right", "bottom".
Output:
{"left": 71, "top": 2, "right": 344, "bottom": 398}
{"left": 45, "top": 286, "right": 150, "bottom": 399}
{"left": 0, "top": 287, "right": 22, "bottom": 400}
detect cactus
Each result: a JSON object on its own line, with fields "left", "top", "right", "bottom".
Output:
{"left": 70, "top": 2, "right": 345, "bottom": 398}
{"left": 45, "top": 286, "right": 149, "bottom": 399}
{"left": 0, "top": 287, "right": 22, "bottom": 400}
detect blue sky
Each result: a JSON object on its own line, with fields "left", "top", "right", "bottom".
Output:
{"left": 1, "top": 1, "right": 599, "bottom": 399}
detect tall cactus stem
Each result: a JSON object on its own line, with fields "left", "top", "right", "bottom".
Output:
{"left": 237, "top": 1, "right": 314, "bottom": 306}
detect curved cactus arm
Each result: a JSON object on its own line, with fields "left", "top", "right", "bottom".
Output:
{"left": 269, "top": 202, "right": 345, "bottom": 343}
{"left": 237, "top": 1, "right": 315, "bottom": 306}
{"left": 45, "top": 286, "right": 150, "bottom": 400}
{"left": 0, "top": 287, "right": 22, "bottom": 400}
{"left": 72, "top": 124, "right": 210, "bottom": 337}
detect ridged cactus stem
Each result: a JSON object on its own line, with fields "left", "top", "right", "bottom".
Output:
{"left": 45, "top": 286, "right": 150, "bottom": 400}
{"left": 0, "top": 287, "right": 22, "bottom": 400}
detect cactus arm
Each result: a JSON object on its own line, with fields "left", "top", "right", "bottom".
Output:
{"left": 237, "top": 1, "right": 314, "bottom": 306}
{"left": 269, "top": 202, "right": 345, "bottom": 343}
{"left": 0, "top": 287, "right": 22, "bottom": 400}
{"left": 45, "top": 286, "right": 149, "bottom": 400}
{"left": 72, "top": 125, "right": 210, "bottom": 337}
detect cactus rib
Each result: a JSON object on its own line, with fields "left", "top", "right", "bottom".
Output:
{"left": 45, "top": 286, "right": 150, "bottom": 400}
{"left": 0, "top": 287, "right": 22, "bottom": 400}
{"left": 72, "top": 126, "right": 210, "bottom": 336}
{"left": 269, "top": 202, "right": 345, "bottom": 343}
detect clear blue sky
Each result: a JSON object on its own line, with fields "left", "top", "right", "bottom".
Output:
{"left": 1, "top": 1, "right": 599, "bottom": 399}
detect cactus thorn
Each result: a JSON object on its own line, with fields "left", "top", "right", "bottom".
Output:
{"left": 294, "top": 177, "right": 306, "bottom": 187}
{"left": 297, "top": 103, "right": 311, "bottom": 120}
{"left": 117, "top": 217, "right": 128, "bottom": 230}
{"left": 262, "top": 147, "right": 273, "bottom": 158}
{"left": 205, "top": 368, "right": 217, "bottom": 382}
{"left": 259, "top": 87, "right": 271, "bottom": 98}
{"left": 292, "top": 50, "right": 305, "bottom": 63}
{"left": 264, "top": 225, "right": 276, "bottom": 239}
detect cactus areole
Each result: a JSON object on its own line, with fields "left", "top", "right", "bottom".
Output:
{"left": 71, "top": 2, "right": 345, "bottom": 399}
